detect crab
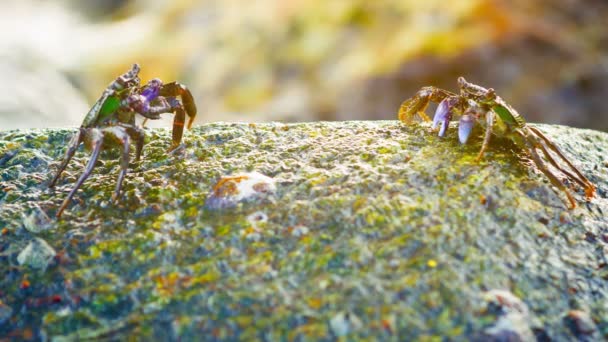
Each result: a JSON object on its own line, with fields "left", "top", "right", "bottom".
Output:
{"left": 49, "top": 64, "right": 197, "bottom": 218}
{"left": 397, "top": 77, "right": 596, "bottom": 209}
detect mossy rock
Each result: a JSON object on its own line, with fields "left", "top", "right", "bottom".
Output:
{"left": 0, "top": 121, "right": 607, "bottom": 340}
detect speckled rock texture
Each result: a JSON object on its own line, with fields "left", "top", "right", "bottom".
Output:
{"left": 0, "top": 121, "right": 607, "bottom": 340}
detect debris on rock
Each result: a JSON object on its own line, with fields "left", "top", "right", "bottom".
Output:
{"left": 22, "top": 206, "right": 53, "bottom": 233}
{"left": 0, "top": 301, "right": 13, "bottom": 324}
{"left": 291, "top": 225, "right": 310, "bottom": 237}
{"left": 17, "top": 238, "right": 56, "bottom": 269}
{"left": 482, "top": 289, "right": 529, "bottom": 316}
{"left": 479, "top": 312, "right": 536, "bottom": 341}
{"left": 330, "top": 311, "right": 362, "bottom": 337}
{"left": 246, "top": 211, "right": 268, "bottom": 228}
{"left": 479, "top": 290, "right": 536, "bottom": 341}
{"left": 205, "top": 172, "right": 276, "bottom": 210}
{"left": 564, "top": 310, "right": 598, "bottom": 339}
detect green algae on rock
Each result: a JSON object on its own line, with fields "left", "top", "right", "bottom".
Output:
{"left": 0, "top": 121, "right": 607, "bottom": 340}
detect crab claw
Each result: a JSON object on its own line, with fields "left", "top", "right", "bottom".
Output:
{"left": 433, "top": 98, "right": 455, "bottom": 137}
{"left": 458, "top": 114, "right": 475, "bottom": 144}
{"left": 141, "top": 78, "right": 162, "bottom": 102}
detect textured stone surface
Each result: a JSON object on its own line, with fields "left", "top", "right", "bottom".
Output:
{"left": 0, "top": 121, "right": 607, "bottom": 340}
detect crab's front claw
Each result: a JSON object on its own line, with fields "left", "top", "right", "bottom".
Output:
{"left": 433, "top": 98, "right": 457, "bottom": 137}
{"left": 161, "top": 82, "right": 197, "bottom": 128}
{"left": 458, "top": 114, "right": 475, "bottom": 144}
{"left": 159, "top": 82, "right": 197, "bottom": 149}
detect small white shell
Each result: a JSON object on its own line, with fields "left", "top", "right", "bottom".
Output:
{"left": 205, "top": 172, "right": 276, "bottom": 210}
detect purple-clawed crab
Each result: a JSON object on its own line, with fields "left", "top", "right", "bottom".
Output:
{"left": 397, "top": 77, "right": 596, "bottom": 209}
{"left": 49, "top": 64, "right": 197, "bottom": 218}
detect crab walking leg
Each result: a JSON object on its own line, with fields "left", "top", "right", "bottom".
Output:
{"left": 171, "top": 106, "right": 187, "bottom": 149}
{"left": 56, "top": 129, "right": 105, "bottom": 218}
{"left": 398, "top": 87, "right": 456, "bottom": 124}
{"left": 476, "top": 111, "right": 496, "bottom": 161}
{"left": 102, "top": 127, "right": 132, "bottom": 202}
{"left": 527, "top": 126, "right": 596, "bottom": 198}
{"left": 519, "top": 130, "right": 578, "bottom": 209}
{"left": 130, "top": 126, "right": 145, "bottom": 162}
{"left": 49, "top": 129, "right": 84, "bottom": 188}
{"left": 120, "top": 124, "right": 145, "bottom": 161}
{"left": 533, "top": 136, "right": 588, "bottom": 189}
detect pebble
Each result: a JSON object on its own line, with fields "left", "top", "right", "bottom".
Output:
{"left": 564, "top": 310, "right": 598, "bottom": 338}
{"left": 330, "top": 311, "right": 362, "bottom": 337}
{"left": 482, "top": 289, "right": 529, "bottom": 316}
{"left": 205, "top": 172, "right": 276, "bottom": 210}
{"left": 480, "top": 290, "right": 535, "bottom": 341}
{"left": 291, "top": 225, "right": 309, "bottom": 237}
{"left": 17, "top": 237, "right": 56, "bottom": 269}
{"left": 22, "top": 206, "right": 53, "bottom": 233}
{"left": 0, "top": 302, "right": 13, "bottom": 324}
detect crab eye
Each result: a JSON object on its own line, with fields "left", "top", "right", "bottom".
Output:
{"left": 485, "top": 88, "right": 496, "bottom": 100}
{"left": 147, "top": 78, "right": 163, "bottom": 88}
{"left": 125, "top": 77, "right": 140, "bottom": 88}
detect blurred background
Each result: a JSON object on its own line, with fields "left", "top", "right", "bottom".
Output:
{"left": 0, "top": 0, "right": 607, "bottom": 130}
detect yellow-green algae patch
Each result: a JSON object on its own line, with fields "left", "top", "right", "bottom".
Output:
{"left": 0, "top": 121, "right": 607, "bottom": 340}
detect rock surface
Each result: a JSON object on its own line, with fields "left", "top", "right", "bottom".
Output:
{"left": 0, "top": 121, "right": 607, "bottom": 340}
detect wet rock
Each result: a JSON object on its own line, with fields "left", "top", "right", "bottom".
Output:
{"left": 17, "top": 238, "right": 56, "bottom": 269}
{"left": 1, "top": 122, "right": 607, "bottom": 339}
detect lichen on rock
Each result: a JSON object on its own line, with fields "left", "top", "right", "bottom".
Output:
{"left": 0, "top": 121, "right": 607, "bottom": 340}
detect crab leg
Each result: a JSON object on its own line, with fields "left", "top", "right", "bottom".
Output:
{"left": 49, "top": 128, "right": 84, "bottom": 188}
{"left": 476, "top": 111, "right": 496, "bottom": 161}
{"left": 120, "top": 123, "right": 145, "bottom": 161}
{"left": 56, "top": 129, "right": 104, "bottom": 218}
{"left": 170, "top": 105, "right": 188, "bottom": 150}
{"left": 102, "top": 127, "right": 132, "bottom": 202}
{"left": 534, "top": 138, "right": 587, "bottom": 189}
{"left": 131, "top": 126, "right": 145, "bottom": 162}
{"left": 398, "top": 87, "right": 456, "bottom": 124}
{"left": 527, "top": 126, "right": 596, "bottom": 199}
{"left": 517, "top": 129, "right": 578, "bottom": 209}
{"left": 159, "top": 82, "right": 197, "bottom": 148}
